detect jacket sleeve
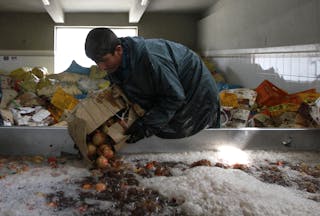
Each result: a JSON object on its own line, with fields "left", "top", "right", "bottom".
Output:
{"left": 140, "top": 53, "right": 186, "bottom": 132}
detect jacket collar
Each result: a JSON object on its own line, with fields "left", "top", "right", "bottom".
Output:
{"left": 108, "top": 38, "right": 130, "bottom": 84}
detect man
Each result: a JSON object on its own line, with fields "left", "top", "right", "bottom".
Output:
{"left": 85, "top": 28, "right": 220, "bottom": 143}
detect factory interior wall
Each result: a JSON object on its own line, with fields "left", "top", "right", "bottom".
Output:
{"left": 0, "top": 12, "right": 198, "bottom": 73}
{"left": 198, "top": 0, "right": 320, "bottom": 93}
{"left": 0, "top": 13, "right": 54, "bottom": 51}
{"left": 198, "top": 0, "right": 320, "bottom": 50}
{"left": 0, "top": 12, "right": 198, "bottom": 51}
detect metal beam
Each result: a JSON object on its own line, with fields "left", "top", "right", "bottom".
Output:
{"left": 129, "top": 0, "right": 150, "bottom": 23}
{"left": 119, "top": 128, "right": 320, "bottom": 153}
{"left": 1, "top": 127, "right": 320, "bottom": 157}
{"left": 43, "top": 0, "right": 64, "bottom": 23}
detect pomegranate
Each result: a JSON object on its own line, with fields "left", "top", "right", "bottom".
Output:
{"left": 95, "top": 182, "right": 107, "bottom": 192}
{"left": 96, "top": 155, "right": 109, "bottom": 169}
{"left": 87, "top": 143, "right": 97, "bottom": 157}
{"left": 82, "top": 183, "right": 92, "bottom": 190}
{"left": 92, "top": 130, "right": 106, "bottom": 146}
{"left": 101, "top": 145, "right": 114, "bottom": 159}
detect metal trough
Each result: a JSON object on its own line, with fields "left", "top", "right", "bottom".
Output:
{"left": 0, "top": 127, "right": 319, "bottom": 156}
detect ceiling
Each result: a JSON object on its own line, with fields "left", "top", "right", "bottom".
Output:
{"left": 0, "top": 0, "right": 215, "bottom": 23}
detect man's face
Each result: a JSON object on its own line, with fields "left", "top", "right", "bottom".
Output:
{"left": 97, "top": 45, "right": 123, "bottom": 73}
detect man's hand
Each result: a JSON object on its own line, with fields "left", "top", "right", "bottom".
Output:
{"left": 125, "top": 119, "right": 152, "bottom": 143}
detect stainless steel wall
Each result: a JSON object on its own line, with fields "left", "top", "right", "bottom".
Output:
{"left": 198, "top": 0, "right": 320, "bottom": 50}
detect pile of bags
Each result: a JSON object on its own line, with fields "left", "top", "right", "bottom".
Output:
{"left": 201, "top": 57, "right": 320, "bottom": 128}
{"left": 0, "top": 63, "right": 109, "bottom": 126}
{"left": 219, "top": 80, "right": 320, "bottom": 128}
{"left": 2, "top": 60, "right": 320, "bottom": 129}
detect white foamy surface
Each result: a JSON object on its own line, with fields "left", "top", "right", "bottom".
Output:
{"left": 0, "top": 150, "right": 319, "bottom": 216}
{"left": 125, "top": 150, "right": 320, "bottom": 216}
{"left": 0, "top": 160, "right": 90, "bottom": 216}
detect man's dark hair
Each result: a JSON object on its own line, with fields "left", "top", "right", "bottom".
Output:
{"left": 85, "top": 28, "right": 121, "bottom": 62}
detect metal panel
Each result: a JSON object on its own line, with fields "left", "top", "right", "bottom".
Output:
{"left": 0, "top": 127, "right": 319, "bottom": 156}
{"left": 205, "top": 44, "right": 320, "bottom": 93}
{"left": 0, "top": 126, "right": 77, "bottom": 156}
{"left": 118, "top": 128, "right": 320, "bottom": 154}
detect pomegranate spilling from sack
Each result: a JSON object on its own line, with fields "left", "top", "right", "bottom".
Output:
{"left": 67, "top": 85, "right": 144, "bottom": 168}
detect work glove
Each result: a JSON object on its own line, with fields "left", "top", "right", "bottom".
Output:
{"left": 125, "top": 119, "right": 153, "bottom": 143}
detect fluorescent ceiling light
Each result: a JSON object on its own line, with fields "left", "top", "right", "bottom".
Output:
{"left": 42, "top": 0, "right": 50, "bottom": 6}
{"left": 141, "top": 0, "right": 148, "bottom": 6}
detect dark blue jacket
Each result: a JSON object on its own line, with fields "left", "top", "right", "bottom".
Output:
{"left": 108, "top": 37, "right": 220, "bottom": 139}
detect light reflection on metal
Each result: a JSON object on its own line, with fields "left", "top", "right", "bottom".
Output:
{"left": 42, "top": 0, "right": 50, "bottom": 6}
{"left": 217, "top": 146, "right": 250, "bottom": 165}
{"left": 141, "top": 0, "right": 149, "bottom": 6}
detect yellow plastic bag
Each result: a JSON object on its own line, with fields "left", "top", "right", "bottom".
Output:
{"left": 89, "top": 65, "right": 107, "bottom": 79}
{"left": 9, "top": 67, "right": 32, "bottom": 81}
{"left": 51, "top": 87, "right": 79, "bottom": 111}
{"left": 268, "top": 103, "right": 300, "bottom": 117}
{"left": 31, "top": 67, "right": 48, "bottom": 79}
{"left": 220, "top": 91, "right": 239, "bottom": 108}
